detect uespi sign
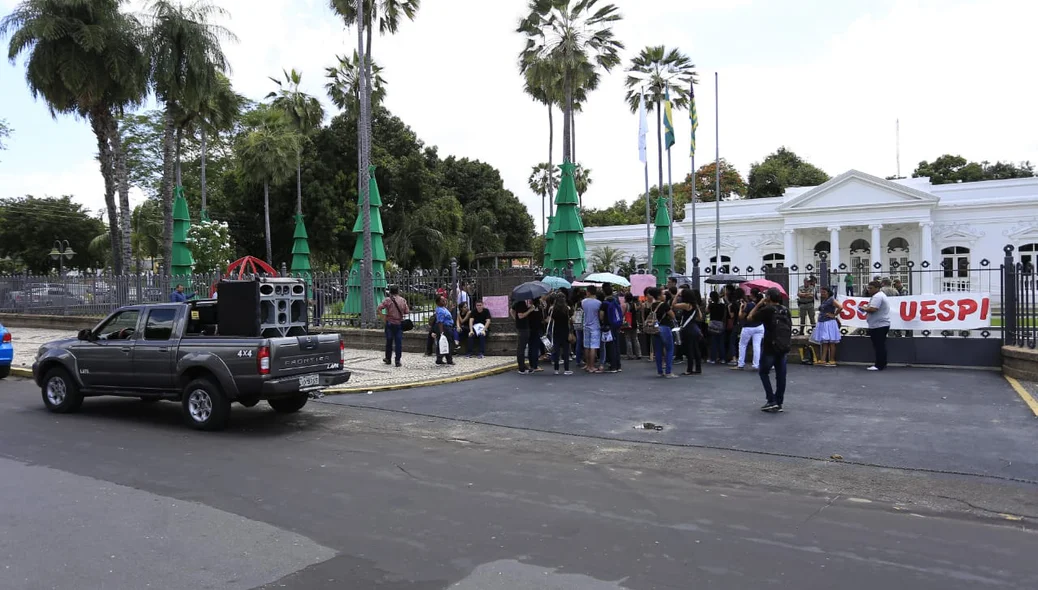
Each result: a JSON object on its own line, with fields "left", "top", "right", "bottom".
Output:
{"left": 836, "top": 293, "right": 992, "bottom": 330}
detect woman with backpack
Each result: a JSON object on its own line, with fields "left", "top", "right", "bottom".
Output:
{"left": 644, "top": 287, "right": 678, "bottom": 378}
{"left": 571, "top": 288, "right": 585, "bottom": 368}
{"left": 673, "top": 288, "right": 704, "bottom": 375}
{"left": 707, "top": 291, "right": 727, "bottom": 364}
{"left": 622, "top": 292, "right": 642, "bottom": 360}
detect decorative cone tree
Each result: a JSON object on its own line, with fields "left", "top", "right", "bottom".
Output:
{"left": 290, "top": 213, "right": 312, "bottom": 292}
{"left": 651, "top": 196, "right": 672, "bottom": 285}
{"left": 543, "top": 215, "right": 555, "bottom": 269}
{"left": 547, "top": 162, "right": 586, "bottom": 276}
{"left": 171, "top": 187, "right": 195, "bottom": 281}
{"left": 344, "top": 165, "right": 387, "bottom": 314}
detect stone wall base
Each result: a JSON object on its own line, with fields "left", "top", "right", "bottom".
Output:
{"left": 1003, "top": 346, "right": 1038, "bottom": 382}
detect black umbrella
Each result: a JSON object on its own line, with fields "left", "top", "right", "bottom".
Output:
{"left": 705, "top": 273, "right": 748, "bottom": 284}
{"left": 512, "top": 280, "right": 551, "bottom": 301}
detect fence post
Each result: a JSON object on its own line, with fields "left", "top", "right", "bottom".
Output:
{"left": 1003, "top": 245, "right": 1017, "bottom": 346}
{"left": 450, "top": 257, "right": 458, "bottom": 300}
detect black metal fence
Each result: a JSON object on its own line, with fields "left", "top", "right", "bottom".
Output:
{"left": 1003, "top": 245, "right": 1038, "bottom": 350}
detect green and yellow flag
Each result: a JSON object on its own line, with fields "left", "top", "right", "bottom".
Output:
{"left": 663, "top": 87, "right": 675, "bottom": 150}
{"left": 689, "top": 81, "right": 698, "bottom": 158}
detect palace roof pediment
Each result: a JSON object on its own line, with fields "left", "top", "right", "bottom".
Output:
{"left": 777, "top": 170, "right": 939, "bottom": 214}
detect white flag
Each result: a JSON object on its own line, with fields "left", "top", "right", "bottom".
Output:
{"left": 638, "top": 89, "right": 648, "bottom": 164}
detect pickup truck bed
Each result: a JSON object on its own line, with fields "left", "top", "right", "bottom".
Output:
{"left": 32, "top": 300, "right": 350, "bottom": 430}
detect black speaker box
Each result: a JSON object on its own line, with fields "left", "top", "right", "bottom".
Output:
{"left": 217, "top": 280, "right": 262, "bottom": 336}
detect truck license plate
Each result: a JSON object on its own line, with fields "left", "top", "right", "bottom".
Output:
{"left": 298, "top": 374, "right": 320, "bottom": 388}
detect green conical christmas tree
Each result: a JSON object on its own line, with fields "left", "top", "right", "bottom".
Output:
{"left": 290, "top": 213, "right": 312, "bottom": 293}
{"left": 344, "top": 166, "right": 388, "bottom": 314}
{"left": 651, "top": 196, "right": 673, "bottom": 286}
{"left": 542, "top": 215, "right": 555, "bottom": 269}
{"left": 171, "top": 186, "right": 194, "bottom": 280}
{"left": 547, "top": 162, "right": 586, "bottom": 276}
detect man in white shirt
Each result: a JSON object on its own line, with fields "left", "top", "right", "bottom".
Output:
{"left": 861, "top": 280, "right": 890, "bottom": 371}
{"left": 455, "top": 281, "right": 470, "bottom": 308}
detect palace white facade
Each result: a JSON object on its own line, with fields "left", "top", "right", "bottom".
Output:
{"left": 584, "top": 169, "right": 1038, "bottom": 294}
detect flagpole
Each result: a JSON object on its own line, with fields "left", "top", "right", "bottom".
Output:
{"left": 714, "top": 72, "right": 720, "bottom": 274}
{"left": 689, "top": 78, "right": 699, "bottom": 289}
{"left": 639, "top": 87, "right": 651, "bottom": 267}
{"left": 666, "top": 137, "right": 674, "bottom": 273}
{"left": 644, "top": 160, "right": 651, "bottom": 265}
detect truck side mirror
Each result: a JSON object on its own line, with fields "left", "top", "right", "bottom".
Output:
{"left": 77, "top": 329, "right": 93, "bottom": 341}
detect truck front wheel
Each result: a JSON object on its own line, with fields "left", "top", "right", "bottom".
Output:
{"left": 41, "top": 367, "right": 83, "bottom": 413}
{"left": 182, "top": 378, "right": 230, "bottom": 431}
{"left": 268, "top": 393, "right": 308, "bottom": 414}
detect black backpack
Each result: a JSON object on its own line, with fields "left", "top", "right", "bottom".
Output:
{"left": 769, "top": 305, "right": 793, "bottom": 354}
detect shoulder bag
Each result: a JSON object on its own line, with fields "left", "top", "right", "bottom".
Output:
{"left": 390, "top": 296, "right": 414, "bottom": 332}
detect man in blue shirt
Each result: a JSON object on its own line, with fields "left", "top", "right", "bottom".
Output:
{"left": 170, "top": 284, "right": 194, "bottom": 303}
{"left": 434, "top": 296, "right": 455, "bottom": 365}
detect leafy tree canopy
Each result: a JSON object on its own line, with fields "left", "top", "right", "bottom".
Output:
{"left": 912, "top": 154, "right": 1035, "bottom": 185}
{"left": 0, "top": 196, "right": 106, "bottom": 273}
{"left": 746, "top": 147, "right": 830, "bottom": 199}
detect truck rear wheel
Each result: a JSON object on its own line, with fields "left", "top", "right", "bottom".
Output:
{"left": 41, "top": 367, "right": 83, "bottom": 413}
{"left": 182, "top": 378, "right": 230, "bottom": 431}
{"left": 268, "top": 393, "right": 308, "bottom": 414}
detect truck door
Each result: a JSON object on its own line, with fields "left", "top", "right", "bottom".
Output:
{"left": 75, "top": 309, "right": 141, "bottom": 388}
{"left": 132, "top": 307, "right": 178, "bottom": 390}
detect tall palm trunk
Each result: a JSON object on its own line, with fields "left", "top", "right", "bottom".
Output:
{"left": 358, "top": 0, "right": 375, "bottom": 325}
{"left": 109, "top": 116, "right": 133, "bottom": 275}
{"left": 547, "top": 103, "right": 554, "bottom": 218}
{"left": 562, "top": 71, "right": 572, "bottom": 163}
{"left": 572, "top": 112, "right": 577, "bottom": 165}
{"left": 175, "top": 127, "right": 183, "bottom": 186}
{"left": 200, "top": 126, "right": 207, "bottom": 216}
{"left": 90, "top": 112, "right": 121, "bottom": 274}
{"left": 263, "top": 180, "right": 272, "bottom": 263}
{"left": 296, "top": 150, "right": 302, "bottom": 215}
{"left": 159, "top": 107, "right": 176, "bottom": 275}
{"left": 655, "top": 101, "right": 664, "bottom": 198}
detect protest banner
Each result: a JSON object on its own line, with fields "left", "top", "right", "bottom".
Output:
{"left": 836, "top": 293, "right": 991, "bottom": 330}
{"left": 631, "top": 274, "right": 656, "bottom": 297}
{"left": 482, "top": 295, "right": 511, "bottom": 318}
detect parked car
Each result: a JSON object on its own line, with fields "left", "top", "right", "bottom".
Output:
{"left": 33, "top": 300, "right": 351, "bottom": 430}
{"left": 0, "top": 323, "right": 12, "bottom": 379}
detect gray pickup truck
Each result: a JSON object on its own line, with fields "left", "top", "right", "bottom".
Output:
{"left": 32, "top": 300, "right": 350, "bottom": 430}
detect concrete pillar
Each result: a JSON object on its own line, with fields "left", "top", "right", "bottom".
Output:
{"left": 782, "top": 229, "right": 796, "bottom": 269}
{"left": 920, "top": 221, "right": 935, "bottom": 294}
{"left": 869, "top": 224, "right": 883, "bottom": 274}
{"left": 828, "top": 226, "right": 841, "bottom": 273}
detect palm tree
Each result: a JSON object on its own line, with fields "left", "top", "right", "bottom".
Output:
{"left": 522, "top": 56, "right": 561, "bottom": 200}
{"left": 328, "top": 0, "right": 420, "bottom": 75}
{"left": 573, "top": 163, "right": 591, "bottom": 208}
{"left": 325, "top": 51, "right": 386, "bottom": 116}
{"left": 623, "top": 45, "right": 697, "bottom": 205}
{"left": 266, "top": 69, "right": 325, "bottom": 217}
{"left": 190, "top": 73, "right": 242, "bottom": 220}
{"left": 588, "top": 245, "right": 626, "bottom": 273}
{"left": 146, "top": 0, "right": 235, "bottom": 274}
{"left": 3, "top": 0, "right": 149, "bottom": 274}
{"left": 517, "top": 0, "right": 623, "bottom": 165}
{"left": 236, "top": 109, "right": 301, "bottom": 263}
{"left": 528, "top": 162, "right": 559, "bottom": 235}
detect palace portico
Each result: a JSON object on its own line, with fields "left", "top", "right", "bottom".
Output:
{"left": 584, "top": 170, "right": 1038, "bottom": 295}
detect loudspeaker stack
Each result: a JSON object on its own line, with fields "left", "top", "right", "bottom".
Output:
{"left": 217, "top": 277, "right": 308, "bottom": 337}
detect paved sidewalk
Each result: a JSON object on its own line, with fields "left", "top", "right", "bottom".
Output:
{"left": 7, "top": 328, "right": 512, "bottom": 391}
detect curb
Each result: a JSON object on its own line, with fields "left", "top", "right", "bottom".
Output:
{"left": 324, "top": 363, "right": 514, "bottom": 395}
{"left": 1004, "top": 375, "right": 1038, "bottom": 418}
{"left": 10, "top": 367, "right": 33, "bottom": 379}
{"left": 5, "top": 364, "right": 513, "bottom": 394}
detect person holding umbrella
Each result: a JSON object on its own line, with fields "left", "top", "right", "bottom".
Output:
{"left": 510, "top": 281, "right": 550, "bottom": 374}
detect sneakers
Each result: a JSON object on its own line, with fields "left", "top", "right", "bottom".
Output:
{"left": 730, "top": 365, "right": 743, "bottom": 371}
{"left": 383, "top": 358, "right": 392, "bottom": 365}
{"left": 395, "top": 361, "right": 402, "bottom": 368}
{"left": 866, "top": 366, "right": 880, "bottom": 371}
{"left": 761, "top": 404, "right": 783, "bottom": 413}
{"left": 664, "top": 374, "right": 679, "bottom": 379}
{"left": 517, "top": 369, "right": 531, "bottom": 375}
{"left": 761, "top": 403, "right": 776, "bottom": 411}
{"left": 563, "top": 370, "right": 574, "bottom": 376}
{"left": 554, "top": 370, "right": 560, "bottom": 375}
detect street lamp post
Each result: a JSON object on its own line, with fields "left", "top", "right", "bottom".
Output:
{"left": 49, "top": 240, "right": 75, "bottom": 276}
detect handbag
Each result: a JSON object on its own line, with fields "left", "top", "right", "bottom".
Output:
{"left": 642, "top": 303, "right": 662, "bottom": 335}
{"left": 438, "top": 333, "right": 450, "bottom": 355}
{"left": 622, "top": 310, "right": 633, "bottom": 329}
{"left": 540, "top": 319, "right": 554, "bottom": 351}
{"left": 602, "top": 329, "right": 614, "bottom": 343}
{"left": 708, "top": 320, "right": 723, "bottom": 335}
{"left": 390, "top": 296, "right": 414, "bottom": 332}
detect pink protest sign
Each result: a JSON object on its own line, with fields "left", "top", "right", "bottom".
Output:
{"left": 630, "top": 274, "right": 656, "bottom": 296}
{"left": 482, "top": 295, "right": 511, "bottom": 318}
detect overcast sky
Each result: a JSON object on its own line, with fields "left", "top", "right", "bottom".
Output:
{"left": 1, "top": 0, "right": 1036, "bottom": 229}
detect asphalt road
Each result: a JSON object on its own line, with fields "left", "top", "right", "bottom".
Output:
{"left": 1, "top": 377, "right": 1036, "bottom": 589}
{"left": 325, "top": 361, "right": 1038, "bottom": 482}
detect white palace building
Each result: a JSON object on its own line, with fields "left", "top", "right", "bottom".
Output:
{"left": 584, "top": 169, "right": 1038, "bottom": 295}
